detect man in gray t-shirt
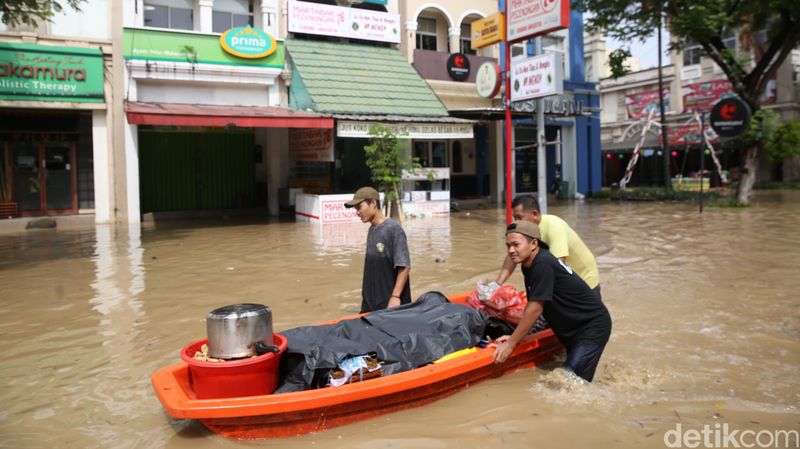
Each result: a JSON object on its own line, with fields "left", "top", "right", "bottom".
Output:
{"left": 345, "top": 187, "right": 411, "bottom": 313}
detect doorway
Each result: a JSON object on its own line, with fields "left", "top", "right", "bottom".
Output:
{"left": 5, "top": 140, "right": 78, "bottom": 215}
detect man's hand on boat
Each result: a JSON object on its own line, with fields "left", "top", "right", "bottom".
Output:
{"left": 491, "top": 335, "right": 515, "bottom": 364}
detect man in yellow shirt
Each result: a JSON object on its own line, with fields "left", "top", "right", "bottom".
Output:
{"left": 496, "top": 195, "right": 601, "bottom": 295}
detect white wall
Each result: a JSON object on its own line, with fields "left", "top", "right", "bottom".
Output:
{"left": 50, "top": 0, "right": 111, "bottom": 39}
{"left": 136, "top": 81, "right": 272, "bottom": 106}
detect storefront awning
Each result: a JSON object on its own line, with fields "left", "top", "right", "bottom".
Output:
{"left": 286, "top": 38, "right": 449, "bottom": 118}
{"left": 124, "top": 102, "right": 333, "bottom": 128}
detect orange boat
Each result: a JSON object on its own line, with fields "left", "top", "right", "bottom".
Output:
{"left": 151, "top": 292, "right": 563, "bottom": 439}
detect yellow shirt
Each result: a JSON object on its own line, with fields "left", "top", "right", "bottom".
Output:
{"left": 539, "top": 214, "right": 600, "bottom": 289}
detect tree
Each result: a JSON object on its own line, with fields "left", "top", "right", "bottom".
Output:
{"left": 1, "top": 0, "right": 85, "bottom": 27}
{"left": 575, "top": 0, "right": 800, "bottom": 204}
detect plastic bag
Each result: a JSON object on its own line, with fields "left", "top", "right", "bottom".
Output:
{"left": 467, "top": 282, "right": 527, "bottom": 325}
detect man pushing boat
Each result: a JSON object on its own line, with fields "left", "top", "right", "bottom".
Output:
{"left": 492, "top": 221, "right": 612, "bottom": 382}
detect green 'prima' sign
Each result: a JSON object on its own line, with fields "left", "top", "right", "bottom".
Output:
{"left": 123, "top": 28, "right": 285, "bottom": 68}
{"left": 0, "top": 42, "right": 105, "bottom": 103}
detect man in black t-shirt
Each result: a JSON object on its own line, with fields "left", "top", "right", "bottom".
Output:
{"left": 492, "top": 221, "right": 612, "bottom": 382}
{"left": 344, "top": 186, "right": 411, "bottom": 313}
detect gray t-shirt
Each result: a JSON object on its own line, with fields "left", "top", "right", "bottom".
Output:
{"left": 361, "top": 219, "right": 411, "bottom": 313}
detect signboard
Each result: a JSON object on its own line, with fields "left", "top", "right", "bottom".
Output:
{"left": 625, "top": 87, "right": 670, "bottom": 119}
{"left": 471, "top": 12, "right": 505, "bottom": 49}
{"left": 510, "top": 52, "right": 563, "bottom": 102}
{"left": 506, "top": 0, "right": 570, "bottom": 44}
{"left": 289, "top": 128, "right": 334, "bottom": 161}
{"left": 666, "top": 124, "right": 719, "bottom": 146}
{"left": 682, "top": 79, "right": 776, "bottom": 113}
{"left": 710, "top": 97, "right": 751, "bottom": 138}
{"left": 123, "top": 28, "right": 285, "bottom": 68}
{"left": 220, "top": 26, "right": 277, "bottom": 59}
{"left": 510, "top": 92, "right": 584, "bottom": 116}
{"left": 446, "top": 53, "right": 470, "bottom": 81}
{"left": 0, "top": 42, "right": 104, "bottom": 103}
{"left": 287, "top": 0, "right": 400, "bottom": 44}
{"left": 475, "top": 60, "right": 501, "bottom": 98}
{"left": 337, "top": 121, "right": 473, "bottom": 139}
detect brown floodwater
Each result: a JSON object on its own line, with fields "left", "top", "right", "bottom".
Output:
{"left": 1, "top": 191, "right": 798, "bottom": 449}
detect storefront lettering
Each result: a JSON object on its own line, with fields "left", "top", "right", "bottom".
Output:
{"left": 511, "top": 94, "right": 585, "bottom": 116}
{"left": 321, "top": 200, "right": 359, "bottom": 222}
{"left": 336, "top": 121, "right": 473, "bottom": 139}
{"left": 0, "top": 61, "right": 86, "bottom": 81}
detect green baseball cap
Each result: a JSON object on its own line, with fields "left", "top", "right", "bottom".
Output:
{"left": 344, "top": 186, "right": 379, "bottom": 208}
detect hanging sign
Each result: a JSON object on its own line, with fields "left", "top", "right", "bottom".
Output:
{"left": 289, "top": 128, "right": 334, "bottom": 161}
{"left": 625, "top": 87, "right": 670, "bottom": 119}
{"left": 510, "top": 52, "right": 563, "bottom": 102}
{"left": 506, "top": 0, "right": 570, "bottom": 44}
{"left": 447, "top": 53, "right": 470, "bottom": 81}
{"left": 470, "top": 12, "right": 505, "bottom": 50}
{"left": 710, "top": 97, "right": 751, "bottom": 138}
{"left": 475, "top": 60, "right": 501, "bottom": 98}
{"left": 220, "top": 26, "right": 277, "bottom": 59}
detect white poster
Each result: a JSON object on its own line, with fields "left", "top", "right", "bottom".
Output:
{"left": 507, "top": 0, "right": 569, "bottom": 43}
{"left": 289, "top": 128, "right": 334, "bottom": 162}
{"left": 288, "top": 0, "right": 400, "bottom": 44}
{"left": 510, "top": 53, "right": 564, "bottom": 102}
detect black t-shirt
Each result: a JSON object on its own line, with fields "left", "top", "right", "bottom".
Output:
{"left": 361, "top": 219, "right": 411, "bottom": 313}
{"left": 522, "top": 248, "right": 611, "bottom": 347}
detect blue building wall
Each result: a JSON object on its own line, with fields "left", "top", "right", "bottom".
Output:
{"left": 499, "top": 1, "right": 602, "bottom": 194}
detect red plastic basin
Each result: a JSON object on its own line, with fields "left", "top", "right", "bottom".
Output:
{"left": 180, "top": 333, "right": 287, "bottom": 399}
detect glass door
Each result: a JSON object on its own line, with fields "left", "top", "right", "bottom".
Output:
{"left": 12, "top": 142, "right": 42, "bottom": 213}
{"left": 44, "top": 143, "right": 76, "bottom": 212}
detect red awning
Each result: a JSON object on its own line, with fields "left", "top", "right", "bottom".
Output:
{"left": 124, "top": 102, "right": 333, "bottom": 128}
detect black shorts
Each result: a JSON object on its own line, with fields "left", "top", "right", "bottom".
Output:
{"left": 563, "top": 340, "right": 607, "bottom": 382}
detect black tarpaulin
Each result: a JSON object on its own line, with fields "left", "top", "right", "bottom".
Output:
{"left": 275, "top": 292, "right": 489, "bottom": 392}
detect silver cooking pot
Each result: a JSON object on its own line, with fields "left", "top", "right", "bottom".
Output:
{"left": 206, "top": 304, "right": 274, "bottom": 359}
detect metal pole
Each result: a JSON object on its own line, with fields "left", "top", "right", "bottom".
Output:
{"left": 503, "top": 10, "right": 513, "bottom": 225}
{"left": 657, "top": 9, "right": 671, "bottom": 189}
{"left": 536, "top": 37, "right": 547, "bottom": 214}
{"left": 699, "top": 113, "right": 705, "bottom": 213}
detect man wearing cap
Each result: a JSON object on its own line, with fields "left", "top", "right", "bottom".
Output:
{"left": 493, "top": 221, "right": 612, "bottom": 382}
{"left": 495, "top": 195, "right": 601, "bottom": 297}
{"left": 344, "top": 186, "right": 412, "bottom": 313}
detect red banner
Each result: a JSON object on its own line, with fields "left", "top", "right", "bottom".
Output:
{"left": 666, "top": 123, "right": 719, "bottom": 146}
{"left": 625, "top": 88, "right": 670, "bottom": 119}
{"left": 682, "top": 77, "right": 776, "bottom": 113}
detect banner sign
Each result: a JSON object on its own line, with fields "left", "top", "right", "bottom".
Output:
{"left": 475, "top": 60, "right": 501, "bottom": 98}
{"left": 123, "top": 28, "right": 285, "bottom": 68}
{"left": 287, "top": 0, "right": 400, "bottom": 44}
{"left": 337, "top": 121, "right": 473, "bottom": 139}
{"left": 625, "top": 87, "right": 670, "bottom": 119}
{"left": 666, "top": 124, "right": 719, "bottom": 146}
{"left": 470, "top": 12, "right": 505, "bottom": 50}
{"left": 682, "top": 79, "right": 775, "bottom": 113}
{"left": 289, "top": 128, "right": 334, "bottom": 161}
{"left": 510, "top": 52, "right": 564, "bottom": 102}
{"left": 0, "top": 42, "right": 104, "bottom": 103}
{"left": 506, "top": 0, "right": 570, "bottom": 44}
{"left": 220, "top": 26, "right": 277, "bottom": 59}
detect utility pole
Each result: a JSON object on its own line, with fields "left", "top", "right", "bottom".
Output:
{"left": 657, "top": 7, "right": 672, "bottom": 189}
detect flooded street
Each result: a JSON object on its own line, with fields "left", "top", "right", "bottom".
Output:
{"left": 1, "top": 191, "right": 798, "bottom": 449}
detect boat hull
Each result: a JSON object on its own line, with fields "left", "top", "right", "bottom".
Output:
{"left": 152, "top": 293, "right": 563, "bottom": 439}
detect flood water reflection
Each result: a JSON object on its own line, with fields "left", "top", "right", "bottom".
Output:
{"left": 0, "top": 191, "right": 798, "bottom": 449}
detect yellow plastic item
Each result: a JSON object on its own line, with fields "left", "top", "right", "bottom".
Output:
{"left": 432, "top": 347, "right": 479, "bottom": 364}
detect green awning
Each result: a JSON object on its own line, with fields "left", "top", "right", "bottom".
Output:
{"left": 287, "top": 38, "right": 448, "bottom": 117}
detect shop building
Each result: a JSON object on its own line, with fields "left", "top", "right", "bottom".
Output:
{"left": 284, "top": 0, "right": 473, "bottom": 222}
{"left": 121, "top": 0, "right": 332, "bottom": 223}
{"left": 0, "top": 2, "right": 114, "bottom": 221}
{"left": 589, "top": 30, "right": 800, "bottom": 187}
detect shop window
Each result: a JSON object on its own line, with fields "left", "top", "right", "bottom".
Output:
{"left": 511, "top": 43, "right": 526, "bottom": 60}
{"left": 144, "top": 0, "right": 193, "bottom": 30}
{"left": 460, "top": 23, "right": 475, "bottom": 55}
{"left": 452, "top": 141, "right": 463, "bottom": 173}
{"left": 414, "top": 141, "right": 447, "bottom": 168}
{"left": 212, "top": 0, "right": 254, "bottom": 33}
{"left": 722, "top": 30, "right": 737, "bottom": 52}
{"left": 416, "top": 18, "right": 437, "bottom": 51}
{"left": 683, "top": 42, "right": 702, "bottom": 66}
